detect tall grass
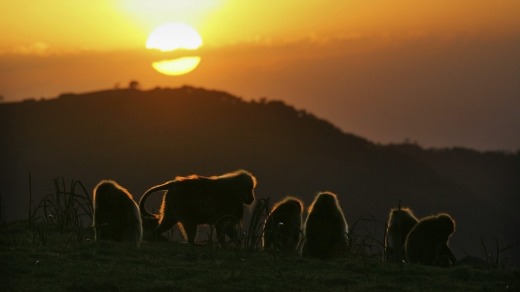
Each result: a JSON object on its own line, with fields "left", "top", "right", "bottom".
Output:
{"left": 29, "top": 177, "right": 93, "bottom": 245}
{"left": 480, "top": 236, "right": 519, "bottom": 271}
{"left": 244, "top": 197, "right": 270, "bottom": 251}
{"left": 347, "top": 212, "right": 386, "bottom": 260}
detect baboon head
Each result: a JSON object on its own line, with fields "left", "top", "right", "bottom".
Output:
{"left": 234, "top": 170, "right": 257, "bottom": 205}
{"left": 436, "top": 213, "right": 456, "bottom": 240}
{"left": 309, "top": 192, "right": 339, "bottom": 213}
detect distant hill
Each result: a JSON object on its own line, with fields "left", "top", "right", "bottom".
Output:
{"left": 1, "top": 86, "right": 518, "bottom": 264}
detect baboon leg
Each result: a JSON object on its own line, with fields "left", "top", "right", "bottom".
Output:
{"left": 182, "top": 220, "right": 198, "bottom": 244}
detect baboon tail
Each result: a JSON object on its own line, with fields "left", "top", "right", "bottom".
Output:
{"left": 139, "top": 182, "right": 173, "bottom": 218}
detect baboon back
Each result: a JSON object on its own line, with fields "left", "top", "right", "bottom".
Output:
{"left": 93, "top": 181, "right": 142, "bottom": 244}
{"left": 302, "top": 192, "right": 348, "bottom": 259}
{"left": 386, "top": 208, "right": 419, "bottom": 262}
{"left": 165, "top": 178, "right": 245, "bottom": 224}
{"left": 264, "top": 198, "right": 303, "bottom": 253}
{"left": 142, "top": 170, "right": 257, "bottom": 244}
{"left": 405, "top": 213, "right": 456, "bottom": 266}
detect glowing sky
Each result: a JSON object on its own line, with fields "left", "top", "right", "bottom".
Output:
{"left": 1, "top": 0, "right": 519, "bottom": 151}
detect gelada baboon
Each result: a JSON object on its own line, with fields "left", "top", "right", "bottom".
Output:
{"left": 405, "top": 213, "right": 457, "bottom": 267}
{"left": 301, "top": 192, "right": 349, "bottom": 259}
{"left": 385, "top": 207, "right": 419, "bottom": 263}
{"left": 93, "top": 180, "right": 143, "bottom": 246}
{"left": 139, "top": 169, "right": 257, "bottom": 244}
{"left": 263, "top": 196, "right": 304, "bottom": 254}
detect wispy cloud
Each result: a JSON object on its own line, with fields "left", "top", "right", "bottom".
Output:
{"left": 10, "top": 42, "right": 50, "bottom": 56}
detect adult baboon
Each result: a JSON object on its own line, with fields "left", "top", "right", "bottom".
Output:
{"left": 139, "top": 170, "right": 257, "bottom": 244}
{"left": 301, "top": 192, "right": 349, "bottom": 259}
{"left": 405, "top": 213, "right": 457, "bottom": 267}
{"left": 263, "top": 196, "right": 304, "bottom": 254}
{"left": 93, "top": 180, "right": 143, "bottom": 246}
{"left": 385, "top": 207, "right": 419, "bottom": 263}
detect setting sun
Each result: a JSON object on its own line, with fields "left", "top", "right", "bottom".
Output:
{"left": 146, "top": 23, "right": 202, "bottom": 51}
{"left": 146, "top": 22, "right": 202, "bottom": 76}
{"left": 151, "top": 57, "right": 201, "bottom": 76}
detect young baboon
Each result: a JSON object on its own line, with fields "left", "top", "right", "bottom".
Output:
{"left": 405, "top": 213, "right": 457, "bottom": 267}
{"left": 93, "top": 180, "right": 143, "bottom": 246}
{"left": 263, "top": 196, "right": 304, "bottom": 254}
{"left": 385, "top": 207, "right": 419, "bottom": 263}
{"left": 301, "top": 192, "right": 349, "bottom": 259}
{"left": 139, "top": 169, "right": 257, "bottom": 244}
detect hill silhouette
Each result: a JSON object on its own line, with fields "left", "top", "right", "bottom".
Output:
{"left": 0, "top": 86, "right": 518, "bottom": 264}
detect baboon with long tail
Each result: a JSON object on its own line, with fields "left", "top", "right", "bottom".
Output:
{"left": 263, "top": 196, "right": 304, "bottom": 254}
{"left": 405, "top": 213, "right": 457, "bottom": 267}
{"left": 301, "top": 192, "right": 349, "bottom": 259}
{"left": 93, "top": 180, "right": 142, "bottom": 246}
{"left": 385, "top": 207, "right": 419, "bottom": 263}
{"left": 139, "top": 170, "right": 257, "bottom": 244}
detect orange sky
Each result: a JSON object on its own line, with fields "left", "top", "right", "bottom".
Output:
{"left": 1, "top": 0, "right": 520, "bottom": 151}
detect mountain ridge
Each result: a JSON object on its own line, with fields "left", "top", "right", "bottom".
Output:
{"left": 1, "top": 86, "right": 518, "bottom": 264}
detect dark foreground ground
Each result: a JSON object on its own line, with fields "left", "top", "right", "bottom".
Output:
{"left": 1, "top": 222, "right": 518, "bottom": 291}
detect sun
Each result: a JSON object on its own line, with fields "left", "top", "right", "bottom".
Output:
{"left": 146, "top": 23, "right": 202, "bottom": 51}
{"left": 152, "top": 57, "right": 201, "bottom": 76}
{"left": 146, "top": 22, "right": 202, "bottom": 76}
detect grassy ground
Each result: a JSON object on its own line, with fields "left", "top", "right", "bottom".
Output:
{"left": 1, "top": 221, "right": 518, "bottom": 292}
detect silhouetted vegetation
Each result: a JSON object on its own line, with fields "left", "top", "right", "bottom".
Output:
{"left": 28, "top": 177, "right": 92, "bottom": 245}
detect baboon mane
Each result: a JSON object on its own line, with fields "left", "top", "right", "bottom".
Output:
{"left": 386, "top": 206, "right": 419, "bottom": 263}
{"left": 302, "top": 191, "right": 349, "bottom": 259}
{"left": 272, "top": 196, "right": 304, "bottom": 213}
{"left": 263, "top": 196, "right": 304, "bottom": 253}
{"left": 93, "top": 180, "right": 142, "bottom": 246}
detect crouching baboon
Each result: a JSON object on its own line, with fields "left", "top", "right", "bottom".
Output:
{"left": 405, "top": 213, "right": 457, "bottom": 267}
{"left": 301, "top": 192, "right": 349, "bottom": 259}
{"left": 385, "top": 207, "right": 419, "bottom": 263}
{"left": 93, "top": 180, "right": 143, "bottom": 246}
{"left": 263, "top": 196, "right": 304, "bottom": 254}
{"left": 139, "top": 169, "right": 257, "bottom": 244}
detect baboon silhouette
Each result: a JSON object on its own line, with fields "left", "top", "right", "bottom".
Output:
{"left": 263, "top": 196, "right": 304, "bottom": 254}
{"left": 301, "top": 192, "right": 349, "bottom": 259}
{"left": 139, "top": 170, "right": 256, "bottom": 244}
{"left": 93, "top": 180, "right": 142, "bottom": 246}
{"left": 141, "top": 215, "right": 168, "bottom": 242}
{"left": 405, "top": 213, "right": 457, "bottom": 267}
{"left": 386, "top": 207, "right": 419, "bottom": 263}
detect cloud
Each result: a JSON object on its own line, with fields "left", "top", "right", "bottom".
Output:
{"left": 11, "top": 42, "right": 51, "bottom": 56}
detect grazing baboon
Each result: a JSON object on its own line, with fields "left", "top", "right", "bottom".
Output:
{"left": 301, "top": 192, "right": 349, "bottom": 259}
{"left": 139, "top": 170, "right": 257, "bottom": 244}
{"left": 93, "top": 180, "right": 143, "bottom": 246}
{"left": 405, "top": 213, "right": 457, "bottom": 267}
{"left": 263, "top": 196, "right": 304, "bottom": 254}
{"left": 141, "top": 214, "right": 168, "bottom": 242}
{"left": 385, "top": 207, "right": 419, "bottom": 263}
